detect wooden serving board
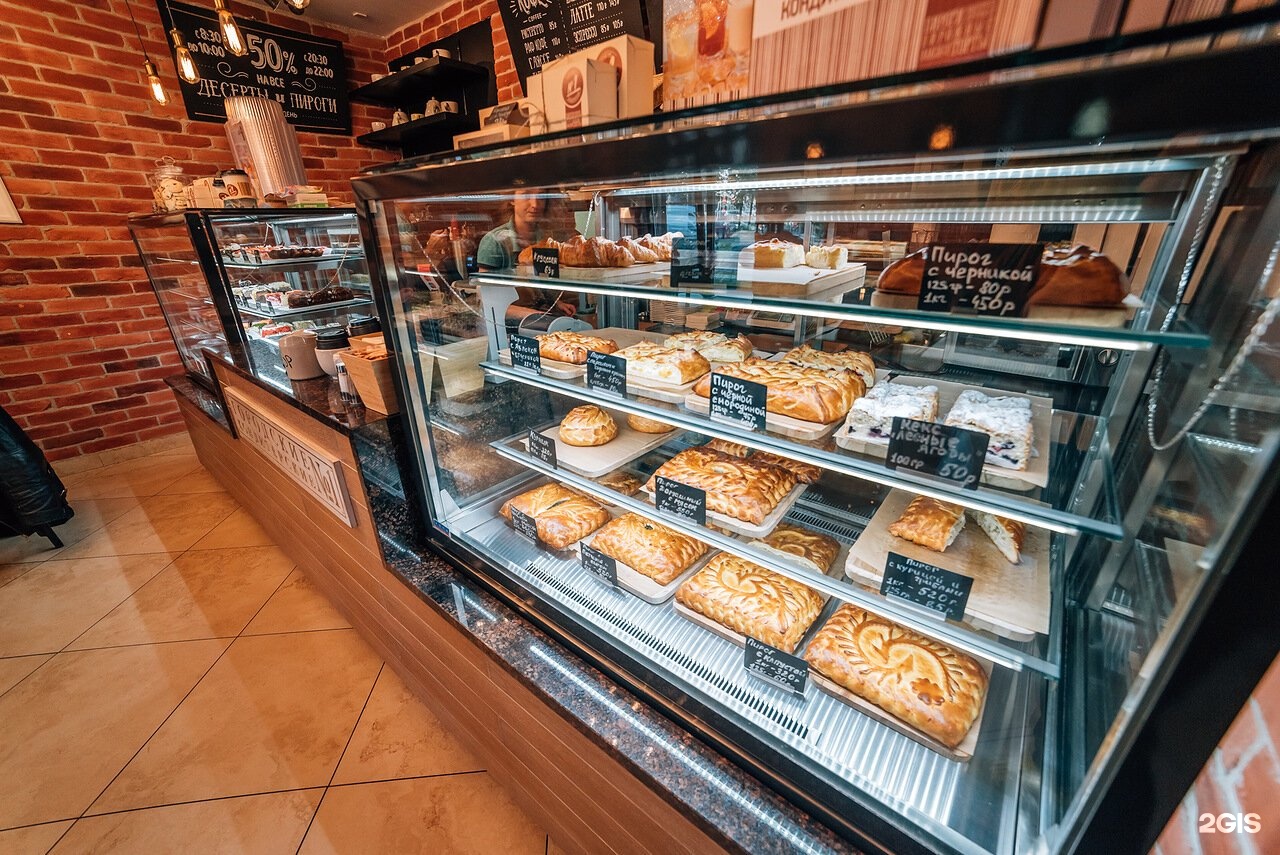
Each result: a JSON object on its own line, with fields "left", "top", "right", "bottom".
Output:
{"left": 523, "top": 413, "right": 681, "bottom": 479}
{"left": 577, "top": 529, "right": 718, "bottom": 605}
{"left": 868, "top": 290, "right": 1140, "bottom": 328}
{"left": 844, "top": 488, "right": 1051, "bottom": 640}
{"left": 683, "top": 391, "right": 844, "bottom": 442}
{"left": 807, "top": 657, "right": 991, "bottom": 762}
{"left": 735, "top": 262, "right": 867, "bottom": 298}
{"left": 639, "top": 479, "right": 809, "bottom": 539}
{"left": 832, "top": 372, "right": 1052, "bottom": 492}
{"left": 515, "top": 261, "right": 668, "bottom": 282}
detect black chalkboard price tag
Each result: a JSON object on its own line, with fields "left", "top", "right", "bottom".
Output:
{"left": 880, "top": 551, "right": 973, "bottom": 621}
{"left": 886, "top": 417, "right": 989, "bottom": 490}
{"left": 580, "top": 543, "right": 619, "bottom": 587}
{"left": 526, "top": 429, "right": 557, "bottom": 469}
{"left": 917, "top": 243, "right": 1040, "bottom": 318}
{"left": 485, "top": 103, "right": 518, "bottom": 126}
{"left": 670, "top": 237, "right": 716, "bottom": 288}
{"left": 532, "top": 247, "right": 560, "bottom": 279}
{"left": 510, "top": 506, "right": 539, "bottom": 543}
{"left": 708, "top": 373, "right": 767, "bottom": 432}
{"left": 654, "top": 476, "right": 707, "bottom": 526}
{"left": 509, "top": 334, "right": 542, "bottom": 374}
{"left": 743, "top": 636, "right": 809, "bottom": 695}
{"left": 586, "top": 352, "right": 626, "bottom": 397}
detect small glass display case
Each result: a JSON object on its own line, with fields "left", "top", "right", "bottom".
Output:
{"left": 130, "top": 208, "right": 372, "bottom": 389}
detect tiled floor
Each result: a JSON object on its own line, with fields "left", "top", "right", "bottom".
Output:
{"left": 0, "top": 435, "right": 552, "bottom": 854}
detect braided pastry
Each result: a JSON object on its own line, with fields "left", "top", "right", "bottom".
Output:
{"left": 645, "top": 447, "right": 798, "bottom": 525}
{"left": 692, "top": 358, "right": 864, "bottom": 424}
{"left": 590, "top": 513, "right": 708, "bottom": 584}
{"left": 804, "top": 604, "right": 988, "bottom": 748}
{"left": 499, "top": 484, "right": 610, "bottom": 550}
{"left": 676, "top": 553, "right": 824, "bottom": 652}
{"left": 537, "top": 331, "right": 619, "bottom": 365}
{"left": 701, "top": 439, "right": 821, "bottom": 485}
{"left": 559, "top": 405, "right": 617, "bottom": 447}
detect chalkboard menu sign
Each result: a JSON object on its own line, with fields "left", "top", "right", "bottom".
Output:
{"left": 917, "top": 243, "right": 1041, "bottom": 318}
{"left": 881, "top": 552, "right": 973, "bottom": 621}
{"left": 160, "top": 1, "right": 351, "bottom": 134}
{"left": 496, "top": 0, "right": 649, "bottom": 86}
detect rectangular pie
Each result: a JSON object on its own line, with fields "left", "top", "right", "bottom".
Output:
{"left": 589, "top": 513, "right": 708, "bottom": 585}
{"left": 691, "top": 358, "right": 865, "bottom": 425}
{"left": 664, "top": 331, "right": 753, "bottom": 363}
{"left": 944, "top": 390, "right": 1033, "bottom": 471}
{"left": 804, "top": 604, "right": 989, "bottom": 748}
{"left": 613, "top": 341, "right": 710, "bottom": 385}
{"left": 645, "top": 447, "right": 798, "bottom": 525}
{"left": 751, "top": 523, "right": 840, "bottom": 573}
{"left": 701, "top": 440, "right": 822, "bottom": 485}
{"left": 536, "top": 331, "right": 620, "bottom": 365}
{"left": 499, "top": 484, "right": 611, "bottom": 550}
{"left": 805, "top": 245, "right": 848, "bottom": 269}
{"left": 887, "top": 496, "right": 966, "bottom": 553}
{"left": 841, "top": 382, "right": 940, "bottom": 446}
{"left": 751, "top": 239, "right": 805, "bottom": 269}
{"left": 676, "top": 553, "right": 824, "bottom": 652}
{"left": 779, "top": 344, "right": 876, "bottom": 389}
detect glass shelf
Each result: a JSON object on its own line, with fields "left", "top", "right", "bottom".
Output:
{"left": 235, "top": 297, "right": 374, "bottom": 320}
{"left": 481, "top": 359, "right": 1122, "bottom": 541}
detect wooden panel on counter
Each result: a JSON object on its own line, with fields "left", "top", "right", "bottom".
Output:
{"left": 172, "top": 387, "right": 727, "bottom": 855}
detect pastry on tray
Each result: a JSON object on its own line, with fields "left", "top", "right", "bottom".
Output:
{"left": 518, "top": 236, "right": 636, "bottom": 268}
{"left": 841, "top": 382, "right": 940, "bottom": 446}
{"left": 943, "top": 389, "right": 1033, "bottom": 471}
{"left": 750, "top": 238, "right": 805, "bottom": 269}
{"left": 968, "top": 509, "right": 1025, "bottom": 564}
{"left": 805, "top": 245, "right": 848, "bottom": 269}
{"left": 589, "top": 513, "right": 708, "bottom": 585}
{"left": 613, "top": 341, "right": 710, "bottom": 386}
{"left": 626, "top": 413, "right": 675, "bottom": 434}
{"left": 676, "top": 553, "right": 824, "bottom": 652}
{"left": 692, "top": 358, "right": 865, "bottom": 425}
{"left": 663, "top": 331, "right": 754, "bottom": 363}
{"left": 751, "top": 523, "right": 841, "bottom": 573}
{"left": 778, "top": 344, "right": 876, "bottom": 390}
{"left": 559, "top": 405, "right": 618, "bottom": 447}
{"left": 804, "top": 604, "right": 989, "bottom": 748}
{"left": 595, "top": 470, "right": 643, "bottom": 496}
{"left": 888, "top": 496, "right": 966, "bottom": 553}
{"left": 701, "top": 439, "right": 821, "bottom": 485}
{"left": 537, "top": 330, "right": 620, "bottom": 365}
{"left": 645, "top": 447, "right": 799, "bottom": 526}
{"left": 617, "top": 236, "right": 660, "bottom": 264}
{"left": 499, "top": 484, "right": 610, "bottom": 550}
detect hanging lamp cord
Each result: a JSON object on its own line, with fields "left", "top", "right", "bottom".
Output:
{"left": 123, "top": 0, "right": 152, "bottom": 62}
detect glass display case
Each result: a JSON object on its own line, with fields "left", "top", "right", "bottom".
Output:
{"left": 129, "top": 208, "right": 373, "bottom": 390}
{"left": 355, "top": 34, "right": 1280, "bottom": 855}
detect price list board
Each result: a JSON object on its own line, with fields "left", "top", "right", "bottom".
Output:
{"left": 496, "top": 0, "right": 649, "bottom": 86}
{"left": 160, "top": 1, "right": 350, "bottom": 134}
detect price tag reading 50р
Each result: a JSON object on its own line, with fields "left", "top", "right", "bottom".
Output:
{"left": 886, "top": 417, "right": 989, "bottom": 490}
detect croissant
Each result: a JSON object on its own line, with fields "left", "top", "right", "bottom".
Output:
{"left": 618, "top": 237, "right": 660, "bottom": 264}
{"left": 558, "top": 236, "right": 635, "bottom": 268}
{"left": 517, "top": 237, "right": 560, "bottom": 265}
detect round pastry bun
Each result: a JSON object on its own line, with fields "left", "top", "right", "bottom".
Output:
{"left": 626, "top": 413, "right": 674, "bottom": 434}
{"left": 559, "top": 405, "right": 618, "bottom": 447}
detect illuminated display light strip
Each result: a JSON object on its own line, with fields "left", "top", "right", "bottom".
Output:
{"left": 471, "top": 276, "right": 1165, "bottom": 351}
{"left": 803, "top": 203, "right": 1149, "bottom": 223}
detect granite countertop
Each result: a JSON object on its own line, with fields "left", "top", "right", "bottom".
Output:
{"left": 168, "top": 367, "right": 859, "bottom": 855}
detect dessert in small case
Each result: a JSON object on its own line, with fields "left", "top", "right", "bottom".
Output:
{"left": 968, "top": 509, "right": 1025, "bottom": 564}
{"left": 499, "top": 484, "right": 610, "bottom": 550}
{"left": 841, "top": 382, "right": 940, "bottom": 445}
{"left": 750, "top": 238, "right": 806, "bottom": 269}
{"left": 888, "top": 496, "right": 966, "bottom": 553}
{"left": 805, "top": 245, "right": 848, "bottom": 269}
{"left": 779, "top": 344, "right": 876, "bottom": 389}
{"left": 804, "top": 604, "right": 989, "bottom": 748}
{"left": 692, "top": 358, "right": 865, "bottom": 425}
{"left": 676, "top": 553, "right": 824, "bottom": 652}
{"left": 944, "top": 390, "right": 1033, "bottom": 471}
{"left": 558, "top": 405, "right": 618, "bottom": 447}
{"left": 645, "top": 447, "right": 799, "bottom": 526}
{"left": 537, "top": 331, "right": 620, "bottom": 365}
{"left": 589, "top": 513, "right": 708, "bottom": 585}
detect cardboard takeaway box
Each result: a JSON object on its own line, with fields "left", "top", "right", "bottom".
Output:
{"left": 542, "top": 34, "right": 655, "bottom": 130}
{"left": 541, "top": 56, "right": 619, "bottom": 131}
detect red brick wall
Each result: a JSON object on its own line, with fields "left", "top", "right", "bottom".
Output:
{"left": 0, "top": 0, "right": 391, "bottom": 460}
{"left": 385, "top": 0, "right": 523, "bottom": 103}
{"left": 1157, "top": 654, "right": 1280, "bottom": 855}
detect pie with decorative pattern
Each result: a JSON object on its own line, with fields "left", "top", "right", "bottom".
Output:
{"left": 676, "top": 553, "right": 824, "bottom": 652}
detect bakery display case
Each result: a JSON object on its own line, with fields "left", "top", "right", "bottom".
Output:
{"left": 355, "top": 34, "right": 1280, "bottom": 855}
{"left": 129, "top": 208, "right": 372, "bottom": 390}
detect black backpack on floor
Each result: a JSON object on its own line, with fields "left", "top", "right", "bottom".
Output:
{"left": 0, "top": 404, "right": 74, "bottom": 548}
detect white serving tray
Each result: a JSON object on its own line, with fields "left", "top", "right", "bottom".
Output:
{"left": 735, "top": 261, "right": 867, "bottom": 298}
{"left": 577, "top": 523, "right": 717, "bottom": 605}
{"left": 639, "top": 477, "right": 808, "bottom": 539}
{"left": 515, "top": 261, "right": 668, "bottom": 281}
{"left": 522, "top": 412, "right": 681, "bottom": 479}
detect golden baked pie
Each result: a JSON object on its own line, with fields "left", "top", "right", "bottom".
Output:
{"left": 676, "top": 553, "right": 824, "bottom": 652}
{"left": 692, "top": 358, "right": 865, "bottom": 425}
{"left": 968, "top": 509, "right": 1025, "bottom": 564}
{"left": 645, "top": 447, "right": 798, "bottom": 525}
{"left": 887, "top": 496, "right": 966, "bottom": 553}
{"left": 750, "top": 238, "right": 805, "bottom": 269}
{"left": 613, "top": 341, "right": 710, "bottom": 385}
{"left": 594, "top": 470, "right": 643, "bottom": 496}
{"left": 559, "top": 405, "right": 618, "bottom": 447}
{"left": 754, "top": 523, "right": 840, "bottom": 573}
{"left": 804, "top": 604, "right": 988, "bottom": 748}
{"left": 701, "top": 440, "right": 821, "bottom": 485}
{"left": 779, "top": 345, "right": 876, "bottom": 390}
{"left": 537, "top": 331, "right": 620, "bottom": 365}
{"left": 703, "top": 438, "right": 750, "bottom": 457}
{"left": 663, "top": 331, "right": 753, "bottom": 363}
{"left": 626, "top": 413, "right": 675, "bottom": 434}
{"left": 589, "top": 513, "right": 708, "bottom": 584}
{"left": 805, "top": 245, "right": 847, "bottom": 269}
{"left": 499, "top": 484, "right": 610, "bottom": 550}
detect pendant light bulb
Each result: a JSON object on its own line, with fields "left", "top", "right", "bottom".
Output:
{"left": 144, "top": 59, "right": 168, "bottom": 105}
{"left": 284, "top": 0, "right": 310, "bottom": 9}
{"left": 170, "top": 28, "right": 200, "bottom": 84}
{"left": 214, "top": 0, "right": 247, "bottom": 57}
